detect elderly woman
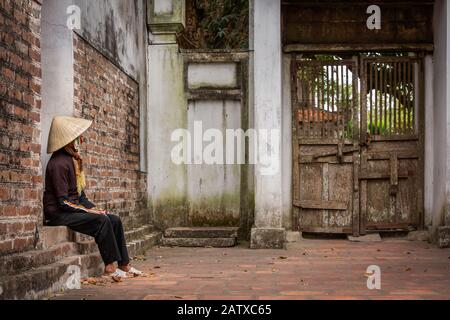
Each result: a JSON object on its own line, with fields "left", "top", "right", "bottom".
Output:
{"left": 43, "top": 116, "right": 142, "bottom": 281}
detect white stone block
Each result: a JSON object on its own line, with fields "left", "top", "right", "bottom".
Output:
{"left": 188, "top": 63, "right": 237, "bottom": 89}
{"left": 154, "top": 0, "right": 173, "bottom": 15}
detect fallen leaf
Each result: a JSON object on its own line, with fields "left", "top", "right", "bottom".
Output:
{"left": 405, "top": 267, "right": 412, "bottom": 272}
{"left": 82, "top": 277, "right": 97, "bottom": 285}
{"left": 278, "top": 256, "right": 288, "bottom": 260}
{"left": 364, "top": 272, "right": 373, "bottom": 278}
{"left": 154, "top": 266, "right": 161, "bottom": 269}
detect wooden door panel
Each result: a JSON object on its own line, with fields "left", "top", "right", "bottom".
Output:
{"left": 292, "top": 56, "right": 359, "bottom": 234}
{"left": 359, "top": 56, "right": 424, "bottom": 232}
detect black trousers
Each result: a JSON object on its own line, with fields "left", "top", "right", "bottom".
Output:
{"left": 46, "top": 211, "right": 130, "bottom": 266}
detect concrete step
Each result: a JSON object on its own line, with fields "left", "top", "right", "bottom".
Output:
{"left": 75, "top": 230, "right": 162, "bottom": 258}
{"left": 164, "top": 227, "right": 238, "bottom": 239}
{"left": 0, "top": 253, "right": 103, "bottom": 300}
{"left": 40, "top": 226, "right": 72, "bottom": 249}
{"left": 0, "top": 242, "right": 79, "bottom": 276}
{"left": 73, "top": 223, "right": 156, "bottom": 244}
{"left": 127, "top": 232, "right": 162, "bottom": 259}
{"left": 347, "top": 233, "right": 381, "bottom": 242}
{"left": 161, "top": 237, "right": 236, "bottom": 248}
{"left": 76, "top": 240, "right": 99, "bottom": 255}
{"left": 125, "top": 224, "right": 155, "bottom": 243}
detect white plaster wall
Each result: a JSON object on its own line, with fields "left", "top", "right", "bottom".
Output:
{"left": 187, "top": 100, "right": 242, "bottom": 221}
{"left": 147, "top": 44, "right": 187, "bottom": 221}
{"left": 72, "top": 0, "right": 149, "bottom": 171}
{"left": 72, "top": 0, "right": 146, "bottom": 81}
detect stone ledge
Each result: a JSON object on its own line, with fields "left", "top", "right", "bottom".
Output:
{"left": 161, "top": 237, "right": 236, "bottom": 248}
{"left": 250, "top": 228, "right": 286, "bottom": 249}
{"left": 164, "top": 227, "right": 238, "bottom": 239}
{"left": 347, "top": 233, "right": 381, "bottom": 242}
{"left": 407, "top": 230, "right": 430, "bottom": 242}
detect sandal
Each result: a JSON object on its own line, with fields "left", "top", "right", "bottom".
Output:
{"left": 105, "top": 268, "right": 129, "bottom": 282}
{"left": 127, "top": 267, "right": 144, "bottom": 277}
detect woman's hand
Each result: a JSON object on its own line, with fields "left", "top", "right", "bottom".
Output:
{"left": 87, "top": 208, "right": 107, "bottom": 215}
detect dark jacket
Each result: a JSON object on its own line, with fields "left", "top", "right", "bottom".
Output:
{"left": 43, "top": 149, "right": 95, "bottom": 218}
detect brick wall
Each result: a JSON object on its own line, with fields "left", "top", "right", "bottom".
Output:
{"left": 72, "top": 34, "right": 148, "bottom": 227}
{"left": 0, "top": 0, "right": 42, "bottom": 255}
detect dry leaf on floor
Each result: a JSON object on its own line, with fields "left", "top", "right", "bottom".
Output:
{"left": 278, "top": 256, "right": 287, "bottom": 260}
{"left": 82, "top": 277, "right": 97, "bottom": 285}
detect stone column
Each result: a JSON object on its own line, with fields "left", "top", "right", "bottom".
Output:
{"left": 147, "top": 0, "right": 188, "bottom": 228}
{"left": 41, "top": 0, "right": 75, "bottom": 172}
{"left": 249, "top": 0, "right": 285, "bottom": 248}
{"left": 432, "top": 0, "right": 450, "bottom": 247}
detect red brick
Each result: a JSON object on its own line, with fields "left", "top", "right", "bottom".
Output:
{"left": 2, "top": 66, "right": 15, "bottom": 80}
{"left": 0, "top": 240, "right": 13, "bottom": 253}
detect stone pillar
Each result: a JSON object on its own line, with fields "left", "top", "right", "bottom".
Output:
{"left": 249, "top": 0, "right": 285, "bottom": 248}
{"left": 147, "top": 0, "right": 188, "bottom": 228}
{"left": 433, "top": 0, "right": 450, "bottom": 247}
{"left": 41, "top": 0, "right": 75, "bottom": 172}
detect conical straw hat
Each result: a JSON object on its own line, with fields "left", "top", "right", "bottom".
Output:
{"left": 47, "top": 116, "right": 92, "bottom": 154}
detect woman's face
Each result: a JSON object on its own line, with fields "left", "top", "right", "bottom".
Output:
{"left": 73, "top": 135, "right": 84, "bottom": 152}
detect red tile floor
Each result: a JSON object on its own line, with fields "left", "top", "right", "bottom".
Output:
{"left": 50, "top": 238, "right": 450, "bottom": 300}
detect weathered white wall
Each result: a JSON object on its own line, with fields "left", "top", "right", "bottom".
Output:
{"left": 73, "top": 0, "right": 149, "bottom": 171}
{"left": 73, "top": 0, "right": 147, "bottom": 81}
{"left": 41, "top": 0, "right": 149, "bottom": 171}
{"left": 147, "top": 43, "right": 188, "bottom": 228}
{"left": 187, "top": 100, "right": 242, "bottom": 225}
{"left": 432, "top": 0, "right": 450, "bottom": 230}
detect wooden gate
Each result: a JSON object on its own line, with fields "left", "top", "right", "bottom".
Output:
{"left": 291, "top": 54, "right": 424, "bottom": 235}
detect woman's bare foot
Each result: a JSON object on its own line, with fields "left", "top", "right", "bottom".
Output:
{"left": 118, "top": 264, "right": 131, "bottom": 272}
{"left": 104, "top": 263, "right": 116, "bottom": 274}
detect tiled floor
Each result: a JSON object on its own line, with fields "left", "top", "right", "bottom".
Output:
{"left": 50, "top": 238, "right": 450, "bottom": 300}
